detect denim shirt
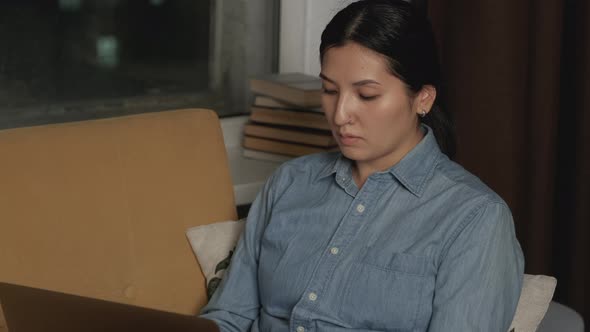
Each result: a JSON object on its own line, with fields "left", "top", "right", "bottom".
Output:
{"left": 200, "top": 126, "right": 525, "bottom": 332}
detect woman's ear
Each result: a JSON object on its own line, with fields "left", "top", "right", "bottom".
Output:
{"left": 415, "top": 85, "right": 437, "bottom": 116}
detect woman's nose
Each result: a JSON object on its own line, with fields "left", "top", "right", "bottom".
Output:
{"left": 333, "top": 94, "right": 351, "bottom": 126}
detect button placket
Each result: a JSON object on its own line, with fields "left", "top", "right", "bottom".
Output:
{"left": 290, "top": 178, "right": 381, "bottom": 329}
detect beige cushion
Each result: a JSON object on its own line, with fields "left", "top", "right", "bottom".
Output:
{"left": 0, "top": 109, "right": 237, "bottom": 330}
{"left": 509, "top": 274, "right": 557, "bottom": 332}
{"left": 186, "top": 219, "right": 245, "bottom": 300}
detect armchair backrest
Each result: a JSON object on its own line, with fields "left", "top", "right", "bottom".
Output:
{"left": 0, "top": 109, "right": 237, "bottom": 325}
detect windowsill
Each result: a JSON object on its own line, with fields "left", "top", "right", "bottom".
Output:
{"left": 220, "top": 115, "right": 285, "bottom": 206}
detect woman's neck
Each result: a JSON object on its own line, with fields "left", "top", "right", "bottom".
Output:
{"left": 352, "top": 128, "right": 425, "bottom": 188}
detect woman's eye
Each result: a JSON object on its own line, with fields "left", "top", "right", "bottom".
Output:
{"left": 360, "top": 94, "right": 379, "bottom": 101}
{"left": 322, "top": 88, "right": 338, "bottom": 95}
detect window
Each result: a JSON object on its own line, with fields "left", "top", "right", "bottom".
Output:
{"left": 0, "top": 0, "right": 279, "bottom": 129}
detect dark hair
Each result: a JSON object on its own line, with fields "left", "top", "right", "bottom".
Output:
{"left": 320, "top": 0, "right": 456, "bottom": 159}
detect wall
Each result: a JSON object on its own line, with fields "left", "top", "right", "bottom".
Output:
{"left": 212, "top": 0, "right": 278, "bottom": 114}
{"left": 279, "top": 0, "right": 355, "bottom": 75}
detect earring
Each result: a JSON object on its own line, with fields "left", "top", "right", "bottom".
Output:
{"left": 419, "top": 110, "right": 427, "bottom": 118}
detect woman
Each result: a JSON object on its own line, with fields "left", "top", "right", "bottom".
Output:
{"left": 201, "top": 1, "right": 524, "bottom": 331}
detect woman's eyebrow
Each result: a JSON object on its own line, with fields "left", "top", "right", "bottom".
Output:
{"left": 319, "top": 73, "right": 334, "bottom": 83}
{"left": 352, "top": 79, "right": 381, "bottom": 86}
{"left": 319, "top": 73, "right": 380, "bottom": 87}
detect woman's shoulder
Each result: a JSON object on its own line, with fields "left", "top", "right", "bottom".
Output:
{"left": 433, "top": 155, "right": 508, "bottom": 208}
{"left": 430, "top": 158, "right": 516, "bottom": 251}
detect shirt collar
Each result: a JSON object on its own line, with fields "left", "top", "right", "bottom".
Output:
{"left": 316, "top": 124, "right": 442, "bottom": 197}
{"left": 388, "top": 124, "right": 442, "bottom": 197}
{"left": 316, "top": 152, "right": 350, "bottom": 180}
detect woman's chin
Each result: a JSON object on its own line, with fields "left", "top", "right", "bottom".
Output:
{"left": 338, "top": 146, "right": 367, "bottom": 161}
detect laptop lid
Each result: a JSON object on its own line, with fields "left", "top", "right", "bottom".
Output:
{"left": 0, "top": 282, "right": 219, "bottom": 332}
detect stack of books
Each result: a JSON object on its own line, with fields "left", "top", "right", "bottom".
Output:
{"left": 243, "top": 73, "right": 337, "bottom": 162}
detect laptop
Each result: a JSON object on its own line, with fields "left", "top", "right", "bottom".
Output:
{"left": 0, "top": 282, "right": 219, "bottom": 332}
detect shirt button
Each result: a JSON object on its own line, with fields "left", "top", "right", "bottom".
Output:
{"left": 296, "top": 326, "right": 305, "bottom": 332}
{"left": 356, "top": 204, "right": 365, "bottom": 213}
{"left": 330, "top": 247, "right": 339, "bottom": 255}
{"left": 308, "top": 292, "right": 318, "bottom": 301}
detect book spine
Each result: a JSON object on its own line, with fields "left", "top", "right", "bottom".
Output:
{"left": 250, "top": 80, "right": 321, "bottom": 108}
{"left": 244, "top": 124, "right": 335, "bottom": 147}
{"left": 243, "top": 137, "right": 328, "bottom": 157}
{"left": 250, "top": 108, "right": 330, "bottom": 130}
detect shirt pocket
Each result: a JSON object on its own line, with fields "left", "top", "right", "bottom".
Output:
{"left": 338, "top": 252, "right": 433, "bottom": 331}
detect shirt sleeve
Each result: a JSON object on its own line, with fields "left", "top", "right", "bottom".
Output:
{"left": 199, "top": 171, "right": 280, "bottom": 332}
{"left": 427, "top": 201, "right": 525, "bottom": 332}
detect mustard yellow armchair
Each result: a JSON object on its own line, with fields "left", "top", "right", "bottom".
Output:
{"left": 0, "top": 109, "right": 237, "bottom": 331}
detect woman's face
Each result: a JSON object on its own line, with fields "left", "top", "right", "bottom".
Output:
{"left": 320, "top": 42, "right": 433, "bottom": 173}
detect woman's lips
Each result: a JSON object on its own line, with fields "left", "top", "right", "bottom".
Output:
{"left": 338, "top": 133, "right": 361, "bottom": 146}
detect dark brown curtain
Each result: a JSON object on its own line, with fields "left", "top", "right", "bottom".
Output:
{"left": 428, "top": 0, "right": 590, "bottom": 325}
